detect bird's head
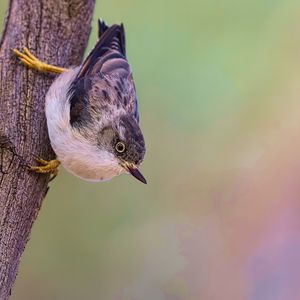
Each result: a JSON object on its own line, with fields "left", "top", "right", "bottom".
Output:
{"left": 97, "top": 114, "right": 146, "bottom": 183}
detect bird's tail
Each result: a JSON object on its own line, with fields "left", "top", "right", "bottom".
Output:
{"left": 76, "top": 19, "right": 127, "bottom": 79}
{"left": 97, "top": 19, "right": 126, "bottom": 56}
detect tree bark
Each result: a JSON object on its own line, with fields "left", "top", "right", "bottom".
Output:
{"left": 0, "top": 0, "right": 95, "bottom": 298}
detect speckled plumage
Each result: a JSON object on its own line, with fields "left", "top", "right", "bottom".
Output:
{"left": 45, "top": 19, "right": 146, "bottom": 183}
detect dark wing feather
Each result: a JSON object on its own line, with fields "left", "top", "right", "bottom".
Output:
{"left": 69, "top": 77, "right": 91, "bottom": 127}
{"left": 98, "top": 19, "right": 109, "bottom": 38}
{"left": 69, "top": 19, "right": 138, "bottom": 128}
{"left": 77, "top": 21, "right": 126, "bottom": 79}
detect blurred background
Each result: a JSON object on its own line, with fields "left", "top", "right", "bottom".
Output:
{"left": 2, "top": 1, "right": 300, "bottom": 299}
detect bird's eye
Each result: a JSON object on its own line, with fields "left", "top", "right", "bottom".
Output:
{"left": 115, "top": 142, "right": 126, "bottom": 153}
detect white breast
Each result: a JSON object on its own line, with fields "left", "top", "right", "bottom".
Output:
{"left": 45, "top": 68, "right": 124, "bottom": 182}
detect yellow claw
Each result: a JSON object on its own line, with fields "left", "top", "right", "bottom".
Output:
{"left": 29, "top": 158, "right": 60, "bottom": 178}
{"left": 12, "top": 47, "right": 67, "bottom": 74}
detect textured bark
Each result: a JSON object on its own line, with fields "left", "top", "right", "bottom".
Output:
{"left": 0, "top": 0, "right": 95, "bottom": 298}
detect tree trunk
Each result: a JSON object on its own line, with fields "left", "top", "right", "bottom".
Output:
{"left": 0, "top": 0, "right": 95, "bottom": 298}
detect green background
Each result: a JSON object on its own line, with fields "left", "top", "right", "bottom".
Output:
{"left": 2, "top": 1, "right": 300, "bottom": 300}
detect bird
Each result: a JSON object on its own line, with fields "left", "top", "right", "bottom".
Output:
{"left": 13, "top": 19, "right": 147, "bottom": 184}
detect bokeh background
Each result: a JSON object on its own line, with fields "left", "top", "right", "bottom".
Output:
{"left": 2, "top": 1, "right": 300, "bottom": 299}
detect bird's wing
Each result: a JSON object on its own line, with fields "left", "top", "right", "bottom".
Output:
{"left": 68, "top": 19, "right": 139, "bottom": 127}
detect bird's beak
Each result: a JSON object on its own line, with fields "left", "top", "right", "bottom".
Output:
{"left": 124, "top": 163, "right": 147, "bottom": 184}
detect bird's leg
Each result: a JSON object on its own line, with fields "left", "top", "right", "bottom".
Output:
{"left": 12, "top": 47, "right": 67, "bottom": 74}
{"left": 12, "top": 48, "right": 63, "bottom": 178}
{"left": 29, "top": 158, "right": 60, "bottom": 179}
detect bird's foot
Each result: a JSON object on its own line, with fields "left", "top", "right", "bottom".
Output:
{"left": 29, "top": 158, "right": 60, "bottom": 179}
{"left": 12, "top": 47, "right": 67, "bottom": 74}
